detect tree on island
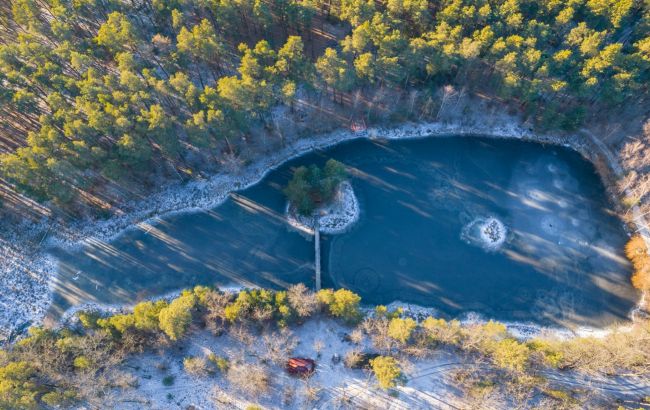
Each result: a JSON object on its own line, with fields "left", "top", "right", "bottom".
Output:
{"left": 284, "top": 159, "right": 347, "bottom": 216}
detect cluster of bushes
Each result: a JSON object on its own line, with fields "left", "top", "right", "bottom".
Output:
{"left": 0, "top": 284, "right": 647, "bottom": 407}
{"left": 357, "top": 309, "right": 535, "bottom": 390}
{"left": 0, "top": 284, "right": 362, "bottom": 408}
{"left": 365, "top": 307, "right": 562, "bottom": 373}
{"left": 77, "top": 284, "right": 361, "bottom": 341}
{"left": 79, "top": 292, "right": 193, "bottom": 341}
{"left": 182, "top": 353, "right": 230, "bottom": 378}
{"left": 284, "top": 159, "right": 347, "bottom": 215}
{"left": 353, "top": 305, "right": 650, "bottom": 395}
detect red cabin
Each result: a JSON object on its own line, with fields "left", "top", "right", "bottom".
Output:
{"left": 286, "top": 357, "right": 316, "bottom": 376}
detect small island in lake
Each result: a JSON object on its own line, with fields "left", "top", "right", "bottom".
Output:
{"left": 284, "top": 159, "right": 360, "bottom": 234}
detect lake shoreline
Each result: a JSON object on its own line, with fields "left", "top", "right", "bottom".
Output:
{"left": 1, "top": 114, "right": 647, "bottom": 342}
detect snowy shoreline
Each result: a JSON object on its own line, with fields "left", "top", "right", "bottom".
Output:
{"left": 61, "top": 290, "right": 628, "bottom": 342}
{"left": 1, "top": 116, "right": 647, "bottom": 342}
{"left": 377, "top": 301, "right": 629, "bottom": 341}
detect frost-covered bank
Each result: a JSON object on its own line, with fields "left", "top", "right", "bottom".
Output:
{"left": 0, "top": 114, "right": 646, "bottom": 342}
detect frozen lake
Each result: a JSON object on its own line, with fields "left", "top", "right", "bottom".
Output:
{"left": 49, "top": 136, "right": 638, "bottom": 327}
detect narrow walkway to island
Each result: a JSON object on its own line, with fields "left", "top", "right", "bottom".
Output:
{"left": 315, "top": 216, "right": 321, "bottom": 291}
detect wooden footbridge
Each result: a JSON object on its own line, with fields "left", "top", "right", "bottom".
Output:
{"left": 314, "top": 215, "right": 321, "bottom": 291}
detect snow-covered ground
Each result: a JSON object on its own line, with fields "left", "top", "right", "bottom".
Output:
{"left": 0, "top": 114, "right": 646, "bottom": 342}
{"left": 0, "top": 220, "right": 56, "bottom": 341}
{"left": 104, "top": 319, "right": 469, "bottom": 409}
{"left": 94, "top": 318, "right": 650, "bottom": 409}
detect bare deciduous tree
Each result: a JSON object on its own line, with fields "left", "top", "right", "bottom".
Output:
{"left": 262, "top": 329, "right": 297, "bottom": 365}
{"left": 361, "top": 317, "right": 394, "bottom": 352}
{"left": 349, "top": 328, "right": 364, "bottom": 345}
{"left": 229, "top": 324, "right": 255, "bottom": 347}
{"left": 343, "top": 348, "right": 363, "bottom": 368}
{"left": 227, "top": 363, "right": 271, "bottom": 398}
{"left": 287, "top": 283, "right": 318, "bottom": 318}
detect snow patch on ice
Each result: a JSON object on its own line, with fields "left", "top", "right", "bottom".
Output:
{"left": 461, "top": 216, "right": 508, "bottom": 251}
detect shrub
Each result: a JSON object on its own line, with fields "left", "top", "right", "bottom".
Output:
{"left": 192, "top": 285, "right": 214, "bottom": 307}
{"left": 224, "top": 289, "right": 273, "bottom": 322}
{"left": 158, "top": 292, "right": 197, "bottom": 340}
{"left": 73, "top": 355, "right": 92, "bottom": 370}
{"left": 261, "top": 330, "right": 298, "bottom": 365}
{"left": 461, "top": 320, "right": 508, "bottom": 352}
{"left": 387, "top": 318, "right": 417, "bottom": 344}
{"left": 343, "top": 349, "right": 363, "bottom": 368}
{"left": 490, "top": 339, "right": 530, "bottom": 372}
{"left": 287, "top": 283, "right": 318, "bottom": 318}
{"left": 223, "top": 289, "right": 298, "bottom": 325}
{"left": 369, "top": 356, "right": 402, "bottom": 389}
{"left": 625, "top": 235, "right": 650, "bottom": 290}
{"left": 622, "top": 195, "right": 639, "bottom": 208}
{"left": 208, "top": 353, "right": 229, "bottom": 372}
{"left": 224, "top": 303, "right": 242, "bottom": 322}
{"left": 227, "top": 364, "right": 270, "bottom": 398}
{"left": 375, "top": 305, "right": 402, "bottom": 320}
{"left": 527, "top": 339, "right": 563, "bottom": 368}
{"left": 40, "top": 390, "right": 76, "bottom": 407}
{"left": 133, "top": 300, "right": 168, "bottom": 331}
{"left": 0, "top": 361, "right": 39, "bottom": 409}
{"left": 162, "top": 375, "right": 175, "bottom": 386}
{"left": 77, "top": 311, "right": 102, "bottom": 329}
{"left": 421, "top": 317, "right": 462, "bottom": 346}
{"left": 200, "top": 288, "right": 235, "bottom": 333}
{"left": 183, "top": 356, "right": 212, "bottom": 377}
{"left": 544, "top": 388, "right": 574, "bottom": 402}
{"left": 317, "top": 289, "right": 362, "bottom": 323}
{"left": 274, "top": 291, "right": 295, "bottom": 326}
{"left": 468, "top": 379, "right": 497, "bottom": 399}
{"left": 97, "top": 313, "right": 136, "bottom": 334}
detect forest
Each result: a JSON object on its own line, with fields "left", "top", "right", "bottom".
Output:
{"left": 0, "top": 0, "right": 648, "bottom": 213}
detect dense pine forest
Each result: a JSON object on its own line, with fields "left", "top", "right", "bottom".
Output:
{"left": 0, "top": 0, "right": 649, "bottom": 214}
